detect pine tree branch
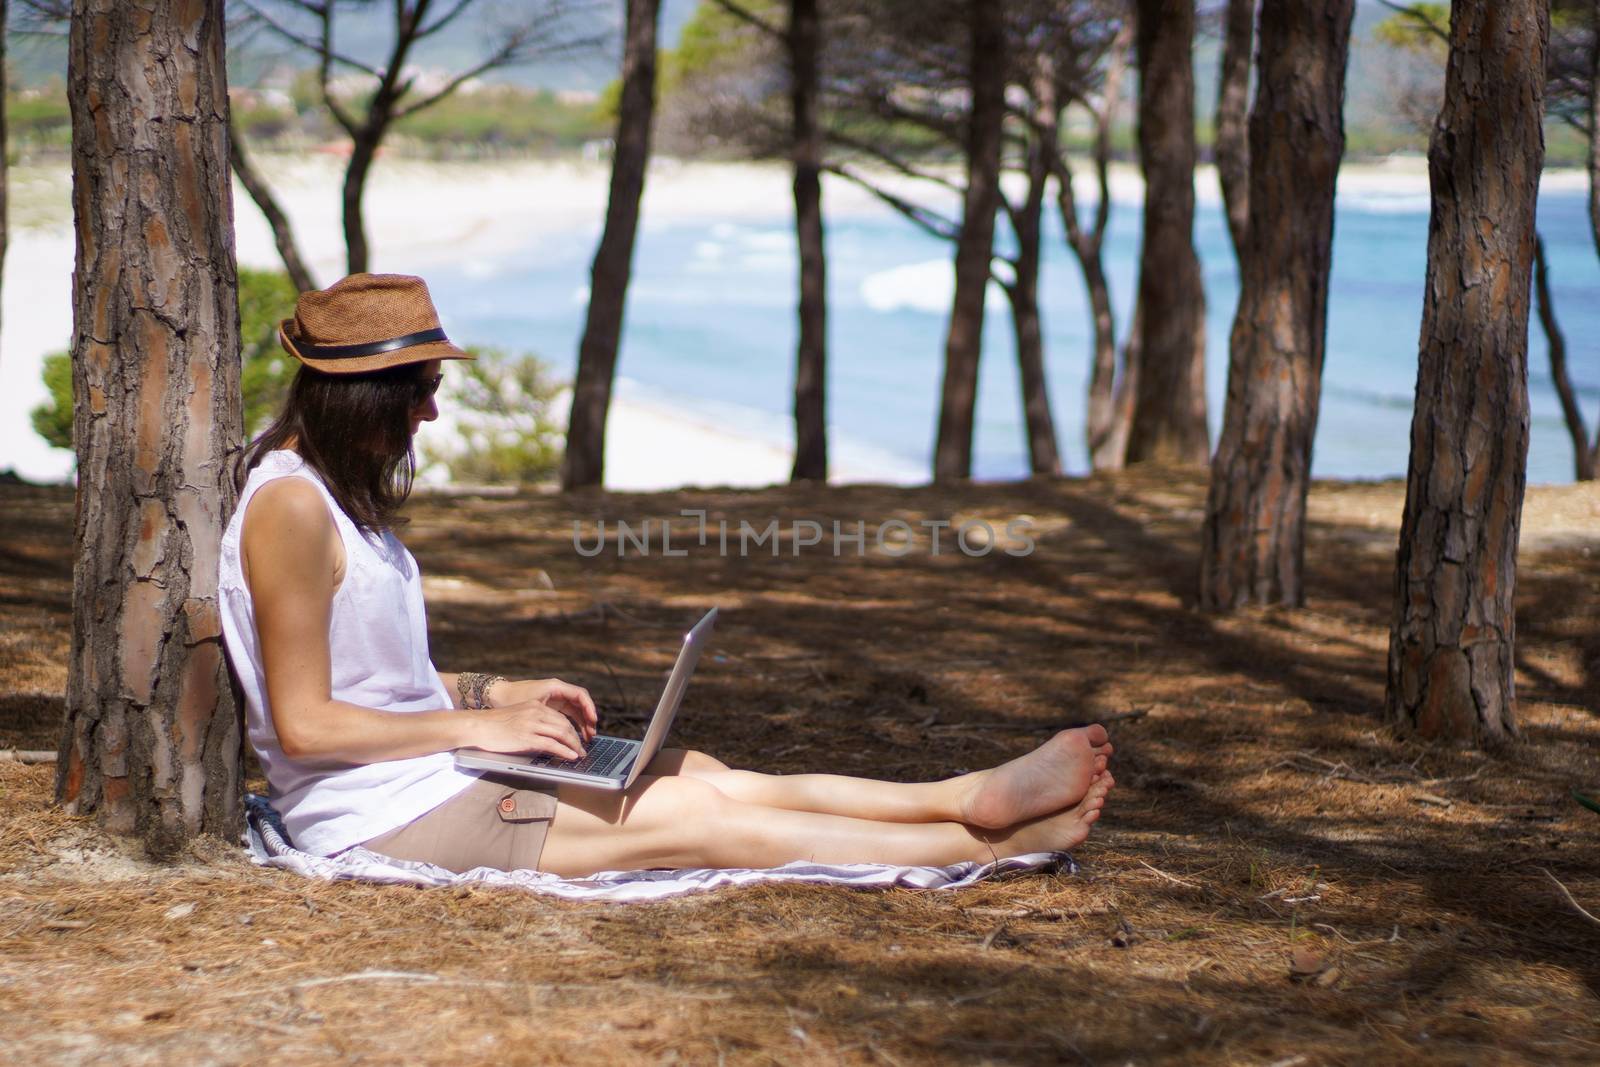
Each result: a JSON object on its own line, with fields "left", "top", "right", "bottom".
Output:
{"left": 821, "top": 163, "right": 959, "bottom": 242}
{"left": 706, "top": 0, "right": 783, "bottom": 40}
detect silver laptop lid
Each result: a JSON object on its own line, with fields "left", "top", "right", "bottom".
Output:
{"left": 622, "top": 607, "right": 717, "bottom": 787}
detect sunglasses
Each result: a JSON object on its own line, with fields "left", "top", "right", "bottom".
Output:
{"left": 412, "top": 373, "right": 444, "bottom": 404}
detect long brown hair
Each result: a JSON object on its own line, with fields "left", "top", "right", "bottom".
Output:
{"left": 238, "top": 364, "right": 424, "bottom": 534}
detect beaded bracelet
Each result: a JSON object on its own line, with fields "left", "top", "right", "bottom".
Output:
{"left": 457, "top": 671, "right": 505, "bottom": 710}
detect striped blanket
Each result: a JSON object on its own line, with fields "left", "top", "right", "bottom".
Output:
{"left": 244, "top": 795, "right": 1075, "bottom": 902}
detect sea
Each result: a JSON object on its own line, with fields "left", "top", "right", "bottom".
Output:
{"left": 394, "top": 180, "right": 1600, "bottom": 485}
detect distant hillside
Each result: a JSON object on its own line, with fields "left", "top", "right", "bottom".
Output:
{"left": 4, "top": 0, "right": 701, "bottom": 91}
{"left": 0, "top": 1, "right": 1580, "bottom": 163}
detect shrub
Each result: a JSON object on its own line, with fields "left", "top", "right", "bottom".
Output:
{"left": 236, "top": 267, "right": 302, "bottom": 435}
{"left": 29, "top": 351, "right": 72, "bottom": 451}
{"left": 30, "top": 268, "right": 302, "bottom": 452}
{"left": 422, "top": 348, "right": 565, "bottom": 486}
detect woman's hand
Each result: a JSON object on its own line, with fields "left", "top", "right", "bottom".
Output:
{"left": 465, "top": 700, "right": 591, "bottom": 761}
{"left": 488, "top": 678, "right": 598, "bottom": 742}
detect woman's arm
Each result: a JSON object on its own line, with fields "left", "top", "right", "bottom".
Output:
{"left": 243, "top": 478, "right": 588, "bottom": 764}
{"left": 434, "top": 671, "right": 599, "bottom": 741}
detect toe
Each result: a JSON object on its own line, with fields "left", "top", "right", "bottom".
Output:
{"left": 1084, "top": 723, "right": 1109, "bottom": 747}
{"left": 1058, "top": 728, "right": 1094, "bottom": 754}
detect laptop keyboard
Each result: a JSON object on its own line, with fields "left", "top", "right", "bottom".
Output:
{"left": 525, "top": 735, "right": 635, "bottom": 778}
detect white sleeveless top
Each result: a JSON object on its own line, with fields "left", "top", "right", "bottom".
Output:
{"left": 218, "top": 450, "right": 476, "bottom": 856}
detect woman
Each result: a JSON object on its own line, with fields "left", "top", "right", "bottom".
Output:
{"left": 220, "top": 274, "right": 1115, "bottom": 877}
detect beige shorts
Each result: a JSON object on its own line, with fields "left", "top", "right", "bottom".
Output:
{"left": 361, "top": 775, "right": 559, "bottom": 874}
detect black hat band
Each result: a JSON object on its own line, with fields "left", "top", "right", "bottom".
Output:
{"left": 295, "top": 326, "right": 450, "bottom": 360}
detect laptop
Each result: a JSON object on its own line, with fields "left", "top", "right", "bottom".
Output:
{"left": 453, "top": 607, "right": 717, "bottom": 791}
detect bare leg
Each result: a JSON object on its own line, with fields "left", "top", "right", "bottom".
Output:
{"left": 644, "top": 726, "right": 1112, "bottom": 827}
{"left": 537, "top": 771, "right": 1114, "bottom": 877}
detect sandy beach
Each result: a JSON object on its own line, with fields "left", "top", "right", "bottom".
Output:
{"left": 0, "top": 154, "right": 1588, "bottom": 488}
{"left": 0, "top": 155, "right": 930, "bottom": 489}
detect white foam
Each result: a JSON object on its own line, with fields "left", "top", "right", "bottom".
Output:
{"left": 740, "top": 230, "right": 795, "bottom": 252}
{"left": 860, "top": 258, "right": 1008, "bottom": 315}
{"left": 1337, "top": 193, "right": 1432, "bottom": 215}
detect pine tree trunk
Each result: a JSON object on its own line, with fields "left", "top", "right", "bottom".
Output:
{"left": 932, "top": 0, "right": 1006, "bottom": 483}
{"left": 1199, "top": 1, "right": 1353, "bottom": 611}
{"left": 0, "top": 0, "right": 8, "bottom": 374}
{"left": 789, "top": 0, "right": 828, "bottom": 483}
{"left": 1127, "top": 0, "right": 1209, "bottom": 467}
{"left": 342, "top": 132, "right": 379, "bottom": 275}
{"left": 1006, "top": 278, "right": 1059, "bottom": 476}
{"left": 228, "top": 116, "right": 317, "bottom": 293}
{"left": 1215, "top": 0, "right": 1254, "bottom": 266}
{"left": 1588, "top": 0, "right": 1600, "bottom": 268}
{"left": 562, "top": 0, "right": 660, "bottom": 490}
{"left": 1107, "top": 300, "right": 1141, "bottom": 465}
{"left": 1587, "top": 0, "right": 1600, "bottom": 477}
{"left": 1077, "top": 20, "right": 1132, "bottom": 473}
{"left": 1533, "top": 235, "right": 1593, "bottom": 480}
{"left": 1385, "top": 0, "right": 1548, "bottom": 746}
{"left": 1010, "top": 70, "right": 1060, "bottom": 477}
{"left": 1080, "top": 247, "right": 1120, "bottom": 470}
{"left": 60, "top": 0, "right": 244, "bottom": 851}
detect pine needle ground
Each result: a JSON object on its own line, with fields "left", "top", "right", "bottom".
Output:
{"left": 2, "top": 471, "right": 1597, "bottom": 1065}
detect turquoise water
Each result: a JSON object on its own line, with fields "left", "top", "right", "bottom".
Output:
{"left": 426, "top": 186, "right": 1600, "bottom": 485}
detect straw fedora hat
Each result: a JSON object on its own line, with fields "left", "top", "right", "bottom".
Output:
{"left": 278, "top": 273, "right": 475, "bottom": 374}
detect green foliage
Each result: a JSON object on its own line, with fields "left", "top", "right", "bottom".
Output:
{"left": 1372, "top": 3, "right": 1450, "bottom": 53}
{"left": 595, "top": 78, "right": 623, "bottom": 126}
{"left": 393, "top": 88, "right": 609, "bottom": 153}
{"left": 666, "top": 0, "right": 780, "bottom": 92}
{"left": 422, "top": 348, "right": 565, "bottom": 486}
{"left": 30, "top": 269, "right": 301, "bottom": 453}
{"left": 656, "top": 0, "right": 782, "bottom": 118}
{"left": 8, "top": 82, "right": 72, "bottom": 149}
{"left": 238, "top": 268, "right": 303, "bottom": 436}
{"left": 29, "top": 351, "right": 73, "bottom": 452}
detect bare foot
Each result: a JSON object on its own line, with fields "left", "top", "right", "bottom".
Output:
{"left": 984, "top": 771, "right": 1115, "bottom": 859}
{"left": 958, "top": 724, "right": 1112, "bottom": 829}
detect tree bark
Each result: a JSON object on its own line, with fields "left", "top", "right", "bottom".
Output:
{"left": 343, "top": 131, "right": 380, "bottom": 275}
{"left": 1127, "top": 0, "right": 1209, "bottom": 466}
{"left": 1079, "top": 246, "right": 1120, "bottom": 469}
{"left": 0, "top": 0, "right": 8, "bottom": 375}
{"left": 1107, "top": 296, "right": 1141, "bottom": 464}
{"left": 1008, "top": 54, "right": 1060, "bottom": 477}
{"left": 1004, "top": 275, "right": 1060, "bottom": 476}
{"left": 1199, "top": 0, "right": 1354, "bottom": 611}
{"left": 1385, "top": 0, "right": 1547, "bottom": 746}
{"left": 1215, "top": 0, "right": 1254, "bottom": 266}
{"left": 61, "top": 0, "right": 244, "bottom": 851}
{"left": 1588, "top": 0, "right": 1600, "bottom": 478}
{"left": 1532, "top": 235, "right": 1592, "bottom": 480}
{"left": 228, "top": 115, "right": 317, "bottom": 293}
{"left": 1588, "top": 0, "right": 1600, "bottom": 270}
{"left": 1072, "top": 20, "right": 1133, "bottom": 472}
{"left": 562, "top": 0, "right": 660, "bottom": 490}
{"left": 932, "top": 0, "right": 1006, "bottom": 483}
{"left": 789, "top": 0, "right": 828, "bottom": 482}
